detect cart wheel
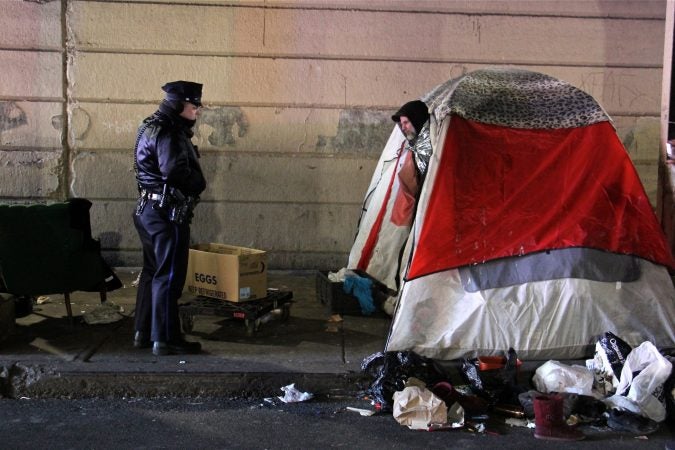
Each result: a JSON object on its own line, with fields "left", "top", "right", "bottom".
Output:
{"left": 181, "top": 314, "right": 194, "bottom": 334}
{"left": 280, "top": 303, "right": 291, "bottom": 322}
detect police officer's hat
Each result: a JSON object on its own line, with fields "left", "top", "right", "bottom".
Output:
{"left": 161, "top": 81, "right": 203, "bottom": 107}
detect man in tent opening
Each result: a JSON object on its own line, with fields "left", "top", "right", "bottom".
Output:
{"left": 392, "top": 100, "right": 432, "bottom": 178}
{"left": 388, "top": 100, "right": 432, "bottom": 229}
{"left": 346, "top": 100, "right": 433, "bottom": 298}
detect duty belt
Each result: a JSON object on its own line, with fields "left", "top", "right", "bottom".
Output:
{"left": 140, "top": 189, "right": 162, "bottom": 201}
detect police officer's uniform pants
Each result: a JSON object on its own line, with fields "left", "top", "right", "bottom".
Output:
{"left": 133, "top": 203, "right": 190, "bottom": 343}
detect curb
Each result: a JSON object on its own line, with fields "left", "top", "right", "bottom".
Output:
{"left": 0, "top": 364, "right": 370, "bottom": 399}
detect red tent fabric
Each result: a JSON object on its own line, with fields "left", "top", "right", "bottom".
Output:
{"left": 406, "top": 116, "right": 675, "bottom": 280}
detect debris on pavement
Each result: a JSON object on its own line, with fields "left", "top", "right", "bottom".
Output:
{"left": 392, "top": 384, "right": 447, "bottom": 430}
{"left": 277, "top": 383, "right": 313, "bottom": 403}
{"left": 532, "top": 360, "right": 594, "bottom": 396}
{"left": 82, "top": 301, "right": 125, "bottom": 324}
{"left": 360, "top": 335, "right": 675, "bottom": 440}
{"left": 346, "top": 406, "right": 376, "bottom": 416}
{"left": 505, "top": 417, "right": 534, "bottom": 428}
{"left": 325, "top": 314, "right": 343, "bottom": 333}
{"left": 130, "top": 272, "right": 141, "bottom": 287}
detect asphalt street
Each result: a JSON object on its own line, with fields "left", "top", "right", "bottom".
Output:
{"left": 1, "top": 396, "right": 675, "bottom": 449}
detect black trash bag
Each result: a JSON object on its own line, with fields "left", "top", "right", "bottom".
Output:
{"left": 361, "top": 351, "right": 449, "bottom": 412}
{"left": 497, "top": 348, "right": 527, "bottom": 404}
{"left": 461, "top": 358, "right": 489, "bottom": 398}
{"left": 573, "top": 393, "right": 607, "bottom": 420}
{"left": 607, "top": 408, "right": 659, "bottom": 435}
{"left": 461, "top": 348, "right": 525, "bottom": 405}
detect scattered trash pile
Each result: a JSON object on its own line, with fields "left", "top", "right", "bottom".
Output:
{"left": 356, "top": 332, "right": 674, "bottom": 440}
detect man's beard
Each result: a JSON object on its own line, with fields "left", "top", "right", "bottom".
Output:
{"left": 405, "top": 130, "right": 417, "bottom": 142}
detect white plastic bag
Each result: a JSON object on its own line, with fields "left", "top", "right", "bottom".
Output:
{"left": 277, "top": 383, "right": 313, "bottom": 403}
{"left": 392, "top": 385, "right": 447, "bottom": 430}
{"left": 532, "top": 360, "right": 594, "bottom": 395}
{"left": 604, "top": 341, "right": 672, "bottom": 422}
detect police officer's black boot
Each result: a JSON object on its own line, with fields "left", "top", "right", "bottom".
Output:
{"left": 152, "top": 342, "right": 169, "bottom": 356}
{"left": 133, "top": 331, "right": 152, "bottom": 349}
{"left": 153, "top": 339, "right": 201, "bottom": 356}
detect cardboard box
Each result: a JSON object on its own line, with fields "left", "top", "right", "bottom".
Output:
{"left": 185, "top": 243, "right": 267, "bottom": 302}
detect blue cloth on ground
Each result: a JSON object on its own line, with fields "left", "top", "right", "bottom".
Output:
{"left": 343, "top": 275, "right": 375, "bottom": 315}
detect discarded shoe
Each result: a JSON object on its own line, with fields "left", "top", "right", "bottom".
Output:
{"left": 153, "top": 339, "right": 201, "bottom": 356}
{"left": 533, "top": 394, "right": 585, "bottom": 441}
{"left": 133, "top": 331, "right": 151, "bottom": 349}
{"left": 606, "top": 408, "right": 659, "bottom": 435}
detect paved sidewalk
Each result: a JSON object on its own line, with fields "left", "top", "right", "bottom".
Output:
{"left": 0, "top": 269, "right": 392, "bottom": 398}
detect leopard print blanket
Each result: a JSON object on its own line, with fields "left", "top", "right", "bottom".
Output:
{"left": 421, "top": 68, "right": 609, "bottom": 129}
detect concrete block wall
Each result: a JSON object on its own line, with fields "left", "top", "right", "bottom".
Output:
{"left": 0, "top": 0, "right": 668, "bottom": 269}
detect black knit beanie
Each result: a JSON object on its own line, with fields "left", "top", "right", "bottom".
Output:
{"left": 391, "top": 100, "right": 429, "bottom": 133}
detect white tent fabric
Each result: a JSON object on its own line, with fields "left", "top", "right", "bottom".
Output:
{"left": 347, "top": 128, "right": 408, "bottom": 291}
{"left": 386, "top": 259, "right": 675, "bottom": 360}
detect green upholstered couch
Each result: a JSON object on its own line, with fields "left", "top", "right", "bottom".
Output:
{"left": 0, "top": 198, "right": 121, "bottom": 322}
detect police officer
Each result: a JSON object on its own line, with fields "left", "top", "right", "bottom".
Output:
{"left": 133, "top": 81, "right": 207, "bottom": 356}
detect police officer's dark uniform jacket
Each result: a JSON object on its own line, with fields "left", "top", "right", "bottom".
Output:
{"left": 133, "top": 81, "right": 206, "bottom": 355}
{"left": 135, "top": 106, "right": 206, "bottom": 199}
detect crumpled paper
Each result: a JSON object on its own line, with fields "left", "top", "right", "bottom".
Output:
{"left": 393, "top": 385, "right": 448, "bottom": 430}
{"left": 278, "top": 383, "right": 314, "bottom": 403}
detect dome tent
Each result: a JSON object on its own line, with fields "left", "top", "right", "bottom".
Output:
{"left": 349, "top": 68, "right": 675, "bottom": 360}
